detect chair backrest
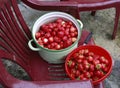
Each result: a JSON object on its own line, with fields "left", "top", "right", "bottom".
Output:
{"left": 21, "top": 0, "right": 78, "bottom": 11}
{"left": 0, "top": 0, "right": 32, "bottom": 62}
{"left": 0, "top": 0, "right": 33, "bottom": 87}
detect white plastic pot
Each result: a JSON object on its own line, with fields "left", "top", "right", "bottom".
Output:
{"left": 28, "top": 12, "right": 83, "bottom": 63}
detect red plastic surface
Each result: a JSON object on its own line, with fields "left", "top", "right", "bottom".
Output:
{"left": 0, "top": 0, "right": 104, "bottom": 88}
{"left": 21, "top": 0, "right": 120, "bottom": 39}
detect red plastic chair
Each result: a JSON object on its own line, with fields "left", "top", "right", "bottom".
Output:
{"left": 0, "top": 0, "right": 103, "bottom": 88}
{"left": 21, "top": 0, "right": 120, "bottom": 39}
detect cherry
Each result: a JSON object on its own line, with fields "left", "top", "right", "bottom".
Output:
{"left": 35, "top": 18, "right": 78, "bottom": 50}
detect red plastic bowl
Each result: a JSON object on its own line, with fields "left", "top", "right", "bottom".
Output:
{"left": 65, "top": 45, "right": 113, "bottom": 85}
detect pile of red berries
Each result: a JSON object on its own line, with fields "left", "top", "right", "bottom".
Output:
{"left": 35, "top": 18, "right": 78, "bottom": 50}
{"left": 66, "top": 49, "right": 109, "bottom": 81}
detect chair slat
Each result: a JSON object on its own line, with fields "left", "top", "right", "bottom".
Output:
{"left": 5, "top": 2, "right": 29, "bottom": 46}
{"left": 0, "top": 34, "right": 29, "bottom": 64}
{"left": 0, "top": 39, "right": 13, "bottom": 53}
{"left": 0, "top": 21, "right": 29, "bottom": 64}
{"left": 1, "top": 4, "right": 30, "bottom": 56}
{"left": 0, "top": 50, "right": 30, "bottom": 73}
{"left": 11, "top": 0, "right": 31, "bottom": 39}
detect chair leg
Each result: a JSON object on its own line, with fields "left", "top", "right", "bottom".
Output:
{"left": 91, "top": 11, "right": 96, "bottom": 16}
{"left": 112, "top": 8, "right": 120, "bottom": 39}
{"left": 94, "top": 82, "right": 104, "bottom": 88}
{"left": 67, "top": 7, "right": 80, "bottom": 19}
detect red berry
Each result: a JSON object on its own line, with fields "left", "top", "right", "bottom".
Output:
{"left": 62, "top": 36, "right": 68, "bottom": 41}
{"left": 55, "top": 44, "right": 61, "bottom": 50}
{"left": 35, "top": 32, "right": 41, "bottom": 39}
{"left": 70, "top": 26, "right": 76, "bottom": 32}
{"left": 48, "top": 37, "right": 54, "bottom": 43}
{"left": 42, "top": 38, "right": 48, "bottom": 44}
{"left": 58, "top": 31, "right": 64, "bottom": 38}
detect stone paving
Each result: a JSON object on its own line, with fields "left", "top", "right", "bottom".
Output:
{"left": 0, "top": 1, "right": 120, "bottom": 88}
{"left": 80, "top": 8, "right": 120, "bottom": 88}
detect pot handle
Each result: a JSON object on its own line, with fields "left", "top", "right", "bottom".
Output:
{"left": 77, "top": 19, "right": 83, "bottom": 29}
{"left": 28, "top": 39, "right": 41, "bottom": 51}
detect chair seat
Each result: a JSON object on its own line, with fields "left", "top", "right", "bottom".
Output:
{"left": 27, "top": 30, "right": 95, "bottom": 81}
{"left": 27, "top": 30, "right": 104, "bottom": 88}
{"left": 0, "top": 29, "right": 103, "bottom": 88}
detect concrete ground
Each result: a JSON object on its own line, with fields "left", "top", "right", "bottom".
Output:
{"left": 0, "top": 1, "right": 120, "bottom": 88}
